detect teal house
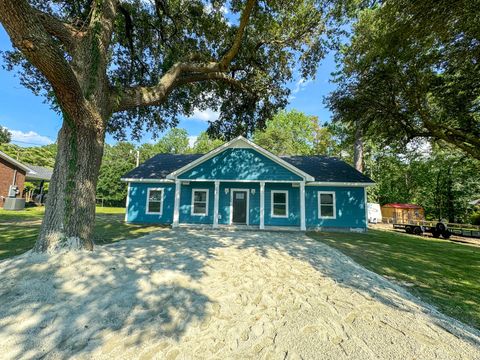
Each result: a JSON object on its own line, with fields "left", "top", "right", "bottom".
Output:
{"left": 122, "top": 136, "right": 373, "bottom": 231}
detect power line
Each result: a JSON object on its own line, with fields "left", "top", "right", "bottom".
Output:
{"left": 10, "top": 139, "right": 54, "bottom": 146}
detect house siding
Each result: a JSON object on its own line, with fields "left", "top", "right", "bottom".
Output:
{"left": 0, "top": 157, "right": 26, "bottom": 207}
{"left": 127, "top": 183, "right": 367, "bottom": 230}
{"left": 178, "top": 148, "right": 303, "bottom": 181}
{"left": 264, "top": 183, "right": 300, "bottom": 227}
{"left": 178, "top": 182, "right": 215, "bottom": 224}
{"left": 305, "top": 186, "right": 366, "bottom": 229}
{"left": 126, "top": 182, "right": 175, "bottom": 223}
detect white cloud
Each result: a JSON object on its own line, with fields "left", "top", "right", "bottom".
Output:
{"left": 289, "top": 78, "right": 313, "bottom": 101}
{"left": 292, "top": 78, "right": 312, "bottom": 94}
{"left": 188, "top": 136, "right": 198, "bottom": 147}
{"left": 7, "top": 128, "right": 54, "bottom": 146}
{"left": 187, "top": 108, "right": 219, "bottom": 122}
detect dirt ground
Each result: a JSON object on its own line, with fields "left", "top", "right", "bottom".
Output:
{"left": 0, "top": 229, "right": 479, "bottom": 359}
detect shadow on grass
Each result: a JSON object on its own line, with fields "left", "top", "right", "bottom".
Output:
{"left": 0, "top": 225, "right": 39, "bottom": 260}
{"left": 0, "top": 214, "right": 166, "bottom": 260}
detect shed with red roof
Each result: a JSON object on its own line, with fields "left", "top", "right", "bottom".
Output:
{"left": 381, "top": 203, "right": 425, "bottom": 223}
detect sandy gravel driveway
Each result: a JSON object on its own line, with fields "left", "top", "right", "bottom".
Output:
{"left": 0, "top": 229, "right": 479, "bottom": 359}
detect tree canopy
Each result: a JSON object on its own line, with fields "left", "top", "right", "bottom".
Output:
{"left": 327, "top": 0, "right": 480, "bottom": 160}
{"left": 96, "top": 141, "right": 136, "bottom": 205}
{"left": 0, "top": 142, "right": 57, "bottom": 167}
{"left": 191, "top": 131, "right": 224, "bottom": 154}
{"left": 0, "top": 127, "right": 11, "bottom": 144}
{"left": 253, "top": 110, "right": 338, "bottom": 155}
{"left": 1, "top": 0, "right": 342, "bottom": 140}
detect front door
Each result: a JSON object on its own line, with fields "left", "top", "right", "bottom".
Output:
{"left": 232, "top": 190, "right": 248, "bottom": 224}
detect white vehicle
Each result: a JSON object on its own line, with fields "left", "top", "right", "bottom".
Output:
{"left": 367, "top": 203, "right": 382, "bottom": 224}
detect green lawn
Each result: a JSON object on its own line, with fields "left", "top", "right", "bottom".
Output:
{"left": 0, "top": 206, "right": 165, "bottom": 259}
{"left": 308, "top": 229, "right": 480, "bottom": 329}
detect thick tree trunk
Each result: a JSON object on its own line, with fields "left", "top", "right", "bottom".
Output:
{"left": 33, "top": 114, "right": 105, "bottom": 252}
{"left": 353, "top": 124, "right": 364, "bottom": 173}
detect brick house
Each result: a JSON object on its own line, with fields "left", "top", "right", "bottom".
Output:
{"left": 0, "top": 151, "right": 53, "bottom": 208}
{"left": 0, "top": 150, "right": 31, "bottom": 207}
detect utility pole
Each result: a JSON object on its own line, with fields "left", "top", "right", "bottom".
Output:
{"left": 130, "top": 149, "right": 140, "bottom": 167}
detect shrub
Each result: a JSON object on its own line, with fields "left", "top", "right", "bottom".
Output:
{"left": 471, "top": 211, "right": 480, "bottom": 225}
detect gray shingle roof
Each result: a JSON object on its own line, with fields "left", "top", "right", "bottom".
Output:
{"left": 280, "top": 156, "right": 373, "bottom": 183}
{"left": 123, "top": 154, "right": 203, "bottom": 180}
{"left": 25, "top": 164, "right": 53, "bottom": 181}
{"left": 122, "top": 153, "right": 373, "bottom": 183}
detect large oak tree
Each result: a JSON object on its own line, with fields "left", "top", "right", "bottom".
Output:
{"left": 0, "top": 0, "right": 340, "bottom": 252}
{"left": 327, "top": 0, "right": 480, "bottom": 160}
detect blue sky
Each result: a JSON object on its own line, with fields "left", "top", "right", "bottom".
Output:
{"left": 0, "top": 25, "right": 337, "bottom": 148}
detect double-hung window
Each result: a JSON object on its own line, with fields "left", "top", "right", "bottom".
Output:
{"left": 192, "top": 189, "right": 209, "bottom": 216}
{"left": 318, "top": 191, "right": 336, "bottom": 219}
{"left": 271, "top": 190, "right": 288, "bottom": 218}
{"left": 146, "top": 188, "right": 163, "bottom": 215}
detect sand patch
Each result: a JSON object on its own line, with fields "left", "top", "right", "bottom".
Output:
{"left": 0, "top": 229, "right": 479, "bottom": 359}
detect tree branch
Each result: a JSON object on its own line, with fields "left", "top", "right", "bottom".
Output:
{"left": 111, "top": 0, "right": 256, "bottom": 112}
{"left": 218, "top": 0, "right": 256, "bottom": 69}
{"left": 33, "top": 9, "right": 84, "bottom": 53}
{"left": 0, "top": 0, "right": 86, "bottom": 120}
{"left": 175, "top": 73, "right": 249, "bottom": 92}
{"left": 113, "top": 71, "right": 250, "bottom": 112}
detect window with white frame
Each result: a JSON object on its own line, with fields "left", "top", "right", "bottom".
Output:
{"left": 192, "top": 189, "right": 209, "bottom": 215}
{"left": 318, "top": 191, "right": 336, "bottom": 218}
{"left": 146, "top": 188, "right": 163, "bottom": 214}
{"left": 271, "top": 190, "right": 288, "bottom": 217}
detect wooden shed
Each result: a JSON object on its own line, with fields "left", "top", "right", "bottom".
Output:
{"left": 381, "top": 203, "right": 425, "bottom": 223}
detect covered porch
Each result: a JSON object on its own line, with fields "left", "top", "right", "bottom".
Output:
{"left": 172, "top": 180, "right": 306, "bottom": 230}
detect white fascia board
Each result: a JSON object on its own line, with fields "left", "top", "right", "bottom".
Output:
{"left": 121, "top": 178, "right": 305, "bottom": 183}
{"left": 0, "top": 150, "right": 35, "bottom": 174}
{"left": 120, "top": 178, "right": 174, "bottom": 183}
{"left": 166, "top": 136, "right": 315, "bottom": 181}
{"left": 306, "top": 181, "right": 375, "bottom": 187}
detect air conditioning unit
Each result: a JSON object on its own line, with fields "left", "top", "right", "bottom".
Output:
{"left": 4, "top": 197, "right": 26, "bottom": 210}
{"left": 8, "top": 185, "right": 19, "bottom": 197}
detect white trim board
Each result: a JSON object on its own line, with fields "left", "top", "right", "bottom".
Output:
{"left": 122, "top": 178, "right": 374, "bottom": 186}
{"left": 306, "top": 181, "right": 375, "bottom": 187}
{"left": 124, "top": 183, "right": 131, "bottom": 222}
{"left": 121, "top": 178, "right": 174, "bottom": 183}
{"left": 166, "top": 136, "right": 314, "bottom": 181}
{"left": 229, "top": 188, "right": 250, "bottom": 225}
{"left": 191, "top": 188, "right": 209, "bottom": 216}
{"left": 364, "top": 187, "right": 368, "bottom": 228}
{"left": 145, "top": 188, "right": 164, "bottom": 215}
{"left": 271, "top": 190, "right": 289, "bottom": 218}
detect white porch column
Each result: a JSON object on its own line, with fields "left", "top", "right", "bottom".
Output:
{"left": 173, "top": 180, "right": 181, "bottom": 227}
{"left": 300, "top": 182, "right": 306, "bottom": 231}
{"left": 213, "top": 180, "right": 220, "bottom": 228}
{"left": 124, "top": 182, "right": 130, "bottom": 222}
{"left": 260, "top": 181, "right": 265, "bottom": 230}
{"left": 364, "top": 187, "right": 368, "bottom": 229}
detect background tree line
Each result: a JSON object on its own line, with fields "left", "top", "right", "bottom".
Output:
{"left": 5, "top": 109, "right": 479, "bottom": 224}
